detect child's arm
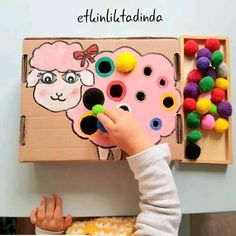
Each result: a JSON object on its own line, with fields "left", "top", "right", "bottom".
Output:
{"left": 98, "top": 109, "right": 181, "bottom": 235}
{"left": 30, "top": 195, "right": 72, "bottom": 234}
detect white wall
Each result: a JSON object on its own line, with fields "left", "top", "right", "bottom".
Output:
{"left": 0, "top": 0, "right": 235, "bottom": 217}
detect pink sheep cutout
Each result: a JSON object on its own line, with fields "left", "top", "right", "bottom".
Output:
{"left": 67, "top": 47, "right": 181, "bottom": 160}
{"left": 27, "top": 41, "right": 95, "bottom": 112}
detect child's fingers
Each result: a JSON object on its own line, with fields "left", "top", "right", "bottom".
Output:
{"left": 63, "top": 215, "right": 73, "bottom": 230}
{"left": 54, "top": 197, "right": 63, "bottom": 219}
{"left": 30, "top": 207, "right": 38, "bottom": 225}
{"left": 97, "top": 113, "right": 115, "bottom": 132}
{"left": 104, "top": 109, "right": 121, "bottom": 123}
{"left": 37, "top": 197, "right": 46, "bottom": 220}
{"left": 46, "top": 194, "right": 56, "bottom": 219}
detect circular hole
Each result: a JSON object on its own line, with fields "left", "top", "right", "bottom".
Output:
{"left": 98, "top": 61, "right": 111, "bottom": 74}
{"left": 160, "top": 79, "right": 166, "bottom": 86}
{"left": 163, "top": 96, "right": 174, "bottom": 108}
{"left": 110, "top": 84, "right": 123, "bottom": 98}
{"left": 80, "top": 115, "right": 98, "bottom": 135}
{"left": 150, "top": 118, "right": 162, "bottom": 131}
{"left": 83, "top": 88, "right": 105, "bottom": 110}
{"left": 119, "top": 105, "right": 129, "bottom": 111}
{"left": 107, "top": 81, "right": 127, "bottom": 102}
{"left": 157, "top": 76, "right": 168, "bottom": 88}
{"left": 136, "top": 91, "right": 146, "bottom": 102}
{"left": 95, "top": 57, "right": 115, "bottom": 78}
{"left": 144, "top": 66, "right": 152, "bottom": 76}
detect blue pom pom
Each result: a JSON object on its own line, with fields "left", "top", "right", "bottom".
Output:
{"left": 97, "top": 120, "right": 107, "bottom": 132}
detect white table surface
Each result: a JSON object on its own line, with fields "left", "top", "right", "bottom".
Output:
{"left": 0, "top": 0, "right": 235, "bottom": 217}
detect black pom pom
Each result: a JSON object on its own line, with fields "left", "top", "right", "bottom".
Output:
{"left": 80, "top": 115, "right": 98, "bottom": 135}
{"left": 83, "top": 88, "right": 105, "bottom": 110}
{"left": 185, "top": 143, "right": 201, "bottom": 160}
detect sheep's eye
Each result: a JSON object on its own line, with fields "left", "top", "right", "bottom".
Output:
{"left": 41, "top": 72, "right": 55, "bottom": 84}
{"left": 64, "top": 72, "right": 78, "bottom": 84}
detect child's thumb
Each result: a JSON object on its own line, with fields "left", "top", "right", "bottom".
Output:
{"left": 64, "top": 215, "right": 73, "bottom": 230}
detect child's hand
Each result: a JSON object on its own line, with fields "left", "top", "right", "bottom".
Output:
{"left": 97, "top": 109, "right": 153, "bottom": 156}
{"left": 30, "top": 194, "right": 72, "bottom": 232}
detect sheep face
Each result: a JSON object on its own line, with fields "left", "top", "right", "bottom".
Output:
{"left": 27, "top": 69, "right": 94, "bottom": 112}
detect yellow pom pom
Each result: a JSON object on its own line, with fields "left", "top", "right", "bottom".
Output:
{"left": 215, "top": 77, "right": 229, "bottom": 90}
{"left": 214, "top": 118, "right": 229, "bottom": 133}
{"left": 116, "top": 52, "right": 137, "bottom": 73}
{"left": 196, "top": 98, "right": 212, "bottom": 114}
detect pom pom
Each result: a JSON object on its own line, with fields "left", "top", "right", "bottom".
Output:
{"left": 205, "top": 38, "right": 221, "bottom": 52}
{"left": 183, "top": 98, "right": 196, "bottom": 112}
{"left": 83, "top": 88, "right": 105, "bottom": 110}
{"left": 204, "top": 67, "right": 217, "bottom": 79}
{"left": 198, "top": 92, "right": 211, "bottom": 100}
{"left": 216, "top": 63, "right": 228, "bottom": 78}
{"left": 196, "top": 98, "right": 212, "bottom": 114}
{"left": 217, "top": 101, "right": 232, "bottom": 118}
{"left": 184, "top": 40, "right": 199, "bottom": 56}
{"left": 209, "top": 103, "right": 218, "bottom": 116}
{"left": 187, "top": 69, "right": 203, "bottom": 84}
{"left": 116, "top": 52, "right": 137, "bottom": 73}
{"left": 199, "top": 76, "right": 215, "bottom": 93}
{"left": 201, "top": 114, "right": 215, "bottom": 130}
{"left": 187, "top": 112, "right": 201, "bottom": 128}
{"left": 214, "top": 118, "right": 229, "bottom": 133}
{"left": 187, "top": 130, "right": 202, "bottom": 143}
{"left": 184, "top": 82, "right": 199, "bottom": 99}
{"left": 196, "top": 57, "right": 210, "bottom": 71}
{"left": 97, "top": 120, "right": 107, "bottom": 132}
{"left": 211, "top": 88, "right": 225, "bottom": 103}
{"left": 197, "top": 48, "right": 212, "bottom": 59}
{"left": 215, "top": 77, "right": 229, "bottom": 90}
{"left": 92, "top": 104, "right": 105, "bottom": 117}
{"left": 211, "top": 50, "right": 224, "bottom": 67}
{"left": 185, "top": 143, "right": 201, "bottom": 159}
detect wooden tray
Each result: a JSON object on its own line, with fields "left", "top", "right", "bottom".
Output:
{"left": 180, "top": 36, "right": 232, "bottom": 164}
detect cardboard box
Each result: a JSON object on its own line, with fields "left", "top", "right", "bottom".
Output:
{"left": 19, "top": 36, "right": 232, "bottom": 164}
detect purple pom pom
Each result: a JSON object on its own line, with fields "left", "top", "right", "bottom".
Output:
{"left": 204, "top": 67, "right": 217, "bottom": 79}
{"left": 184, "top": 82, "right": 199, "bottom": 99}
{"left": 197, "top": 48, "right": 212, "bottom": 59}
{"left": 196, "top": 57, "right": 211, "bottom": 71}
{"left": 217, "top": 101, "right": 232, "bottom": 118}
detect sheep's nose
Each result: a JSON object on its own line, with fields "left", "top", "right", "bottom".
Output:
{"left": 56, "top": 92, "right": 63, "bottom": 97}
{"left": 107, "top": 81, "right": 126, "bottom": 102}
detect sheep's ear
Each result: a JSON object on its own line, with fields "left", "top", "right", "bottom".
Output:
{"left": 79, "top": 70, "right": 94, "bottom": 87}
{"left": 26, "top": 69, "right": 40, "bottom": 87}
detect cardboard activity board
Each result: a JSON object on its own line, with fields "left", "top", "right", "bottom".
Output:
{"left": 19, "top": 36, "right": 232, "bottom": 164}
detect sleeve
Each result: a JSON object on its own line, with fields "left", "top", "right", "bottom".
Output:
{"left": 35, "top": 226, "right": 64, "bottom": 235}
{"left": 127, "top": 143, "right": 182, "bottom": 236}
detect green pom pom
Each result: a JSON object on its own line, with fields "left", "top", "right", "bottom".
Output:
{"left": 187, "top": 130, "right": 202, "bottom": 143}
{"left": 211, "top": 50, "right": 224, "bottom": 67}
{"left": 199, "top": 76, "right": 215, "bottom": 92}
{"left": 92, "top": 104, "right": 105, "bottom": 117}
{"left": 209, "top": 103, "right": 218, "bottom": 116}
{"left": 187, "top": 112, "right": 201, "bottom": 128}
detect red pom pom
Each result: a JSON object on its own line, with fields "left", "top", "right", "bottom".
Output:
{"left": 184, "top": 40, "right": 199, "bottom": 56}
{"left": 187, "top": 69, "right": 203, "bottom": 83}
{"left": 183, "top": 98, "right": 196, "bottom": 112}
{"left": 211, "top": 88, "right": 225, "bottom": 103}
{"left": 205, "top": 38, "right": 221, "bottom": 52}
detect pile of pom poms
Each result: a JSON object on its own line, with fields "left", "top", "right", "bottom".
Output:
{"left": 183, "top": 38, "right": 232, "bottom": 160}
